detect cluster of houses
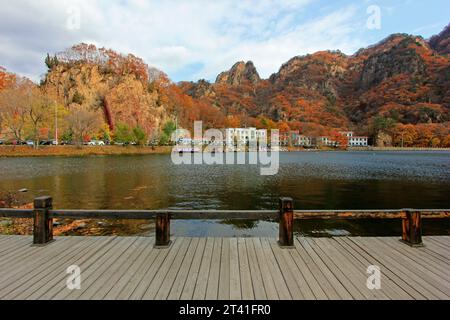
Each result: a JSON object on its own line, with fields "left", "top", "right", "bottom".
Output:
{"left": 176, "top": 127, "right": 369, "bottom": 148}
{"left": 288, "top": 131, "right": 369, "bottom": 148}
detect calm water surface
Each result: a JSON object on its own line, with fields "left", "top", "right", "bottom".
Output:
{"left": 1, "top": 151, "right": 449, "bottom": 236}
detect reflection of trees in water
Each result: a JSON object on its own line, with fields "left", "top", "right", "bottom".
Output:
{"left": 0, "top": 191, "right": 24, "bottom": 207}
{"left": 293, "top": 219, "right": 450, "bottom": 237}
{"left": 293, "top": 219, "right": 404, "bottom": 237}
{"left": 220, "top": 219, "right": 259, "bottom": 229}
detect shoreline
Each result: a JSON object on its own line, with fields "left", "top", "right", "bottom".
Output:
{"left": 0, "top": 145, "right": 172, "bottom": 158}
{"left": 0, "top": 145, "right": 449, "bottom": 158}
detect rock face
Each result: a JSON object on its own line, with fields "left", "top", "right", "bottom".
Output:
{"left": 429, "top": 24, "right": 450, "bottom": 55}
{"left": 270, "top": 51, "right": 348, "bottom": 99}
{"left": 359, "top": 37, "right": 428, "bottom": 90}
{"left": 216, "top": 61, "right": 260, "bottom": 85}
{"left": 179, "top": 79, "right": 215, "bottom": 99}
{"left": 148, "top": 67, "right": 169, "bottom": 83}
{"left": 375, "top": 131, "right": 393, "bottom": 147}
{"left": 41, "top": 45, "right": 168, "bottom": 135}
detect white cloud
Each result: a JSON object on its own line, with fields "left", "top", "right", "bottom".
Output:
{"left": 0, "top": 0, "right": 367, "bottom": 83}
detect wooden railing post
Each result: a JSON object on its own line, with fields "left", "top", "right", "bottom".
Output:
{"left": 33, "top": 196, "right": 54, "bottom": 246}
{"left": 155, "top": 212, "right": 171, "bottom": 248}
{"left": 401, "top": 209, "right": 423, "bottom": 247}
{"left": 279, "top": 197, "right": 294, "bottom": 248}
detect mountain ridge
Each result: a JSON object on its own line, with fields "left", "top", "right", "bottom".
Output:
{"left": 1, "top": 24, "right": 449, "bottom": 147}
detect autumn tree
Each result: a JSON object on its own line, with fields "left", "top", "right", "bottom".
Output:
{"left": 258, "top": 116, "right": 277, "bottom": 130}
{"left": 0, "top": 82, "right": 32, "bottom": 142}
{"left": 27, "top": 91, "right": 53, "bottom": 147}
{"left": 277, "top": 122, "right": 291, "bottom": 133}
{"left": 224, "top": 115, "right": 241, "bottom": 128}
{"left": 66, "top": 105, "right": 101, "bottom": 147}
{"left": 392, "top": 124, "right": 418, "bottom": 147}
{"left": 56, "top": 44, "right": 149, "bottom": 83}
{"left": 443, "top": 134, "right": 450, "bottom": 148}
{"left": 0, "top": 67, "right": 16, "bottom": 90}
{"left": 330, "top": 131, "right": 348, "bottom": 149}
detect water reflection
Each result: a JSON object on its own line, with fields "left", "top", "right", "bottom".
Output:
{"left": 0, "top": 151, "right": 449, "bottom": 236}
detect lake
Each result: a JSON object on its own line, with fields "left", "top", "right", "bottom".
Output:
{"left": 1, "top": 151, "right": 449, "bottom": 237}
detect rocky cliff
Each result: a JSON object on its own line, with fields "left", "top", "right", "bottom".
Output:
{"left": 429, "top": 24, "right": 450, "bottom": 55}
{"left": 41, "top": 44, "right": 168, "bottom": 135}
{"left": 216, "top": 61, "right": 260, "bottom": 85}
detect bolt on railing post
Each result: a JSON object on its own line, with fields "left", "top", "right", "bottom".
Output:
{"left": 279, "top": 197, "right": 295, "bottom": 248}
{"left": 401, "top": 209, "right": 423, "bottom": 247}
{"left": 33, "top": 196, "right": 54, "bottom": 246}
{"left": 155, "top": 212, "right": 171, "bottom": 248}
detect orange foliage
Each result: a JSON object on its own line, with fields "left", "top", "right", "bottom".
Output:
{"left": 330, "top": 131, "right": 349, "bottom": 149}
{"left": 392, "top": 123, "right": 450, "bottom": 147}
{"left": 277, "top": 122, "right": 291, "bottom": 133}
{"left": 225, "top": 115, "right": 241, "bottom": 128}
{"left": 57, "top": 44, "right": 149, "bottom": 83}
{"left": 0, "top": 67, "right": 16, "bottom": 90}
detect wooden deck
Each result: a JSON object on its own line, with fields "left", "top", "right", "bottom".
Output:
{"left": 0, "top": 235, "right": 449, "bottom": 300}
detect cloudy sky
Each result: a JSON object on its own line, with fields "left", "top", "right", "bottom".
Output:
{"left": 0, "top": 0, "right": 448, "bottom": 83}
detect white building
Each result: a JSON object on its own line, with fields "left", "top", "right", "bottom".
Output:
{"left": 224, "top": 128, "right": 267, "bottom": 147}
{"left": 318, "top": 136, "right": 338, "bottom": 147}
{"left": 339, "top": 131, "right": 369, "bottom": 147}
{"left": 349, "top": 136, "right": 369, "bottom": 147}
{"left": 256, "top": 129, "right": 267, "bottom": 142}
{"left": 296, "top": 135, "right": 313, "bottom": 147}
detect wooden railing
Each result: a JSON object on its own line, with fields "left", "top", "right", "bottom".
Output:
{"left": 0, "top": 196, "right": 449, "bottom": 248}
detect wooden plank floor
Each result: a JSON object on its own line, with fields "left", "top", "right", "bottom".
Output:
{"left": 0, "top": 236, "right": 449, "bottom": 300}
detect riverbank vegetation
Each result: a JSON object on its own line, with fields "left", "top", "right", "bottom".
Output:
{"left": 0, "top": 145, "right": 172, "bottom": 157}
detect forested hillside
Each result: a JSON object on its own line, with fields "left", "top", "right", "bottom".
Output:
{"left": 1, "top": 25, "right": 449, "bottom": 147}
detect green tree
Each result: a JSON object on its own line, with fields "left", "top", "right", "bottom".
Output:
{"left": 45, "top": 54, "right": 59, "bottom": 70}
{"left": 370, "top": 116, "right": 396, "bottom": 135}
{"left": 133, "top": 126, "right": 147, "bottom": 146}
{"left": 163, "top": 121, "right": 176, "bottom": 138}
{"left": 114, "top": 122, "right": 133, "bottom": 144}
{"left": 159, "top": 133, "right": 170, "bottom": 146}
{"left": 61, "top": 130, "right": 73, "bottom": 143}
{"left": 101, "top": 127, "right": 111, "bottom": 143}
